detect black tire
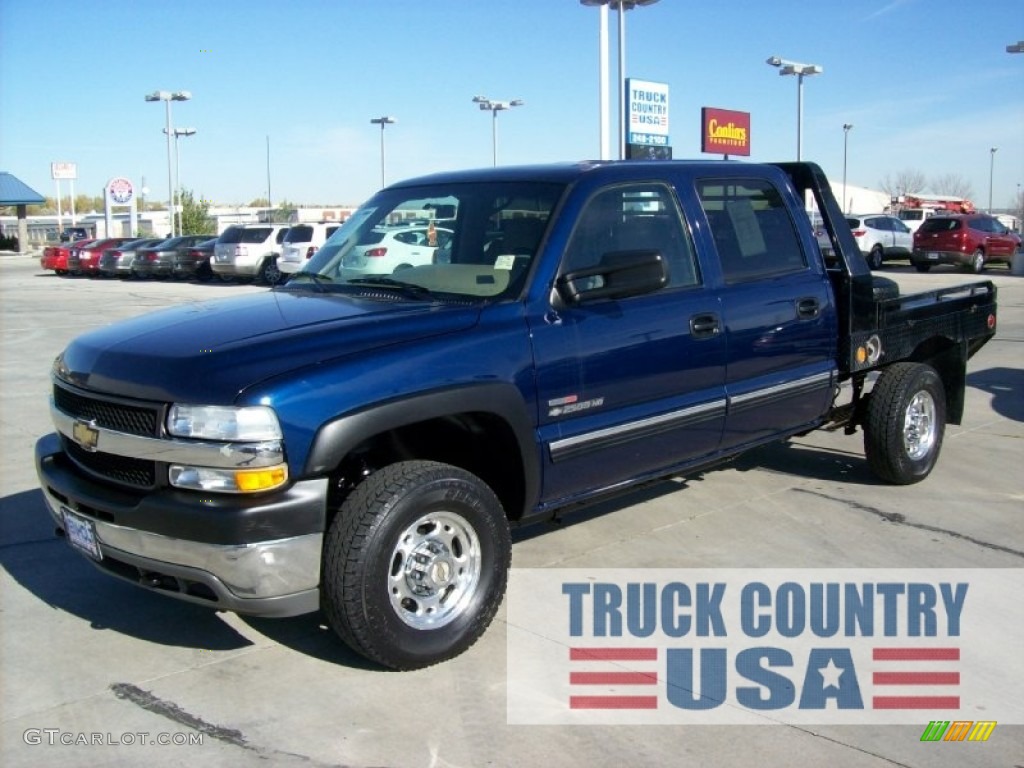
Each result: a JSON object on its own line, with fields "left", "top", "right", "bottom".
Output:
{"left": 259, "top": 257, "right": 282, "bottom": 285}
{"left": 868, "top": 246, "right": 884, "bottom": 270}
{"left": 913, "top": 262, "right": 932, "bottom": 273}
{"left": 322, "top": 460, "right": 511, "bottom": 670}
{"left": 864, "top": 362, "right": 946, "bottom": 485}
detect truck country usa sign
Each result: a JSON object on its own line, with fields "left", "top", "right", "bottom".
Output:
{"left": 702, "top": 107, "right": 751, "bottom": 156}
{"left": 506, "top": 569, "right": 1023, "bottom": 725}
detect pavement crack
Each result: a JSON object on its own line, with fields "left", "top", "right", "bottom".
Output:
{"left": 794, "top": 488, "right": 1024, "bottom": 559}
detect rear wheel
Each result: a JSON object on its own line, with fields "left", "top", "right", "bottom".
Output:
{"left": 969, "top": 249, "right": 985, "bottom": 274}
{"left": 913, "top": 262, "right": 932, "bottom": 273}
{"left": 868, "top": 246, "right": 884, "bottom": 270}
{"left": 864, "top": 362, "right": 946, "bottom": 484}
{"left": 259, "top": 257, "right": 282, "bottom": 285}
{"left": 322, "top": 460, "right": 511, "bottom": 670}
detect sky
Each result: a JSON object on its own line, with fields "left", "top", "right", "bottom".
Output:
{"left": 2, "top": 0, "right": 1022, "bottom": 210}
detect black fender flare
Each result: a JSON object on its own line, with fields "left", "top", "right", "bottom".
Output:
{"left": 303, "top": 383, "right": 540, "bottom": 516}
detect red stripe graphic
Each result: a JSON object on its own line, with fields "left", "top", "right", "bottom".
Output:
{"left": 873, "top": 672, "right": 959, "bottom": 686}
{"left": 570, "top": 671, "right": 658, "bottom": 686}
{"left": 873, "top": 696, "right": 960, "bottom": 709}
{"left": 570, "top": 647, "right": 658, "bottom": 661}
{"left": 570, "top": 696, "right": 658, "bottom": 710}
{"left": 873, "top": 648, "right": 960, "bottom": 661}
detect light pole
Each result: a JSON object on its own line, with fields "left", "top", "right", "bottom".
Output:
{"left": 472, "top": 96, "right": 524, "bottom": 166}
{"left": 164, "top": 127, "right": 196, "bottom": 235}
{"left": 370, "top": 116, "right": 396, "bottom": 188}
{"left": 842, "top": 123, "right": 853, "bottom": 214}
{"left": 766, "top": 57, "right": 822, "bottom": 161}
{"left": 145, "top": 90, "right": 191, "bottom": 237}
{"left": 989, "top": 147, "right": 998, "bottom": 213}
{"left": 580, "top": 0, "right": 660, "bottom": 160}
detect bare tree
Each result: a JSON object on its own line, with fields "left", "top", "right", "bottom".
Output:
{"left": 931, "top": 174, "right": 974, "bottom": 200}
{"left": 878, "top": 169, "right": 928, "bottom": 197}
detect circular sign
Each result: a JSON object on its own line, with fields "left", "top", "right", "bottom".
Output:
{"left": 107, "top": 177, "right": 134, "bottom": 205}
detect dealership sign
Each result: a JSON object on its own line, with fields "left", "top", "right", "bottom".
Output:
{"left": 507, "top": 568, "right": 1024, "bottom": 725}
{"left": 626, "top": 78, "right": 669, "bottom": 147}
{"left": 701, "top": 107, "right": 751, "bottom": 156}
{"left": 51, "top": 162, "right": 78, "bottom": 180}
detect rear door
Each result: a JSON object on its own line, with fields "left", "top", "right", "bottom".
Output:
{"left": 693, "top": 173, "right": 837, "bottom": 451}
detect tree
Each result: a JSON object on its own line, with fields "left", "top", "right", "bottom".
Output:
{"left": 878, "top": 169, "right": 927, "bottom": 198}
{"left": 248, "top": 197, "right": 269, "bottom": 207}
{"left": 930, "top": 174, "right": 974, "bottom": 200}
{"left": 178, "top": 189, "right": 214, "bottom": 235}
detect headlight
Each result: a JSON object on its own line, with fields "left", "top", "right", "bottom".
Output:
{"left": 167, "top": 404, "right": 282, "bottom": 441}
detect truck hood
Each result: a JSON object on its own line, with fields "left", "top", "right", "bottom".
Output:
{"left": 56, "top": 291, "right": 482, "bottom": 402}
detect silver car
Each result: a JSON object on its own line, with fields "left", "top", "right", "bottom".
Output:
{"left": 846, "top": 214, "right": 913, "bottom": 270}
{"left": 211, "top": 224, "right": 290, "bottom": 284}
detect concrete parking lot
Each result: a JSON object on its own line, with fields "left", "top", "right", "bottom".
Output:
{"left": 1, "top": 254, "right": 1021, "bottom": 767}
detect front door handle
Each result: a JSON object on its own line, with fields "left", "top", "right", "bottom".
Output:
{"left": 690, "top": 313, "right": 721, "bottom": 339}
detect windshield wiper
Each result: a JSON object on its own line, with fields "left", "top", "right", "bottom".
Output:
{"left": 282, "top": 272, "right": 334, "bottom": 292}
{"left": 346, "top": 277, "right": 432, "bottom": 298}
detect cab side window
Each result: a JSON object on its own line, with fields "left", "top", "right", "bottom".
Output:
{"left": 697, "top": 178, "right": 807, "bottom": 283}
{"left": 561, "top": 183, "right": 699, "bottom": 289}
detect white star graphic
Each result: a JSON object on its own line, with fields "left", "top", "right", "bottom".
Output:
{"left": 818, "top": 659, "right": 845, "bottom": 690}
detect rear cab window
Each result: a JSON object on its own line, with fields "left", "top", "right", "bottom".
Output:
{"left": 696, "top": 177, "right": 807, "bottom": 282}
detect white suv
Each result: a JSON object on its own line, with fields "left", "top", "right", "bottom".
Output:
{"left": 279, "top": 222, "right": 341, "bottom": 276}
{"left": 211, "top": 224, "right": 290, "bottom": 284}
{"left": 845, "top": 214, "right": 913, "bottom": 270}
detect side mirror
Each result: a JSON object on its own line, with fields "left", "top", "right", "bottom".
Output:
{"left": 557, "top": 250, "right": 669, "bottom": 304}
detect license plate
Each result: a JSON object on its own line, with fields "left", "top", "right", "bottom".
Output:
{"left": 927, "top": 252, "right": 939, "bottom": 260}
{"left": 62, "top": 507, "right": 102, "bottom": 561}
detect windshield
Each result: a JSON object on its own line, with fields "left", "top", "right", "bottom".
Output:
{"left": 285, "top": 181, "right": 564, "bottom": 301}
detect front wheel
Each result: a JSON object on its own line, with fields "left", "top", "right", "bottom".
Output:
{"left": 864, "top": 362, "right": 946, "bottom": 484}
{"left": 322, "top": 460, "right": 511, "bottom": 670}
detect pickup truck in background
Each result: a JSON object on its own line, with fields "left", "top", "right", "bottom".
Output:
{"left": 36, "top": 160, "right": 997, "bottom": 670}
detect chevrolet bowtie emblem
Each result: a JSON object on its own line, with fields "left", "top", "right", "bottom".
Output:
{"left": 72, "top": 419, "right": 100, "bottom": 452}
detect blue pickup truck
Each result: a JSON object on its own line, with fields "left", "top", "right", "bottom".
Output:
{"left": 36, "top": 160, "right": 997, "bottom": 669}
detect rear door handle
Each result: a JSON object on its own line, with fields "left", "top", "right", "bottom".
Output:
{"left": 796, "top": 298, "right": 820, "bottom": 319}
{"left": 690, "top": 313, "right": 721, "bottom": 339}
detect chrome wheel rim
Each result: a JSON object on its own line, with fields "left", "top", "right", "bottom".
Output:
{"left": 389, "top": 510, "right": 481, "bottom": 629}
{"left": 903, "top": 390, "right": 937, "bottom": 460}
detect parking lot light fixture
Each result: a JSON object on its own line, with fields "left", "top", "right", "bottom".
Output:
{"left": 370, "top": 117, "right": 396, "bottom": 189}
{"left": 766, "top": 57, "right": 822, "bottom": 161}
{"left": 145, "top": 90, "right": 192, "bottom": 237}
{"left": 1007, "top": 41, "right": 1024, "bottom": 53}
{"left": 580, "top": 0, "right": 661, "bottom": 160}
{"left": 472, "top": 97, "right": 524, "bottom": 166}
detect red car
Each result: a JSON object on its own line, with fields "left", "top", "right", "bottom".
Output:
{"left": 41, "top": 239, "right": 97, "bottom": 275}
{"left": 67, "top": 238, "right": 133, "bottom": 276}
{"left": 911, "top": 213, "right": 1022, "bottom": 273}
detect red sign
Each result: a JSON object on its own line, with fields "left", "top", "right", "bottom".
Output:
{"left": 701, "top": 107, "right": 751, "bottom": 156}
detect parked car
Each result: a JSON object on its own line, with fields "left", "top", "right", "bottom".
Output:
{"left": 845, "top": 214, "right": 913, "bottom": 270}
{"left": 131, "top": 235, "right": 215, "bottom": 279}
{"left": 66, "top": 238, "right": 132, "bottom": 276}
{"left": 41, "top": 239, "right": 96, "bottom": 275}
{"left": 279, "top": 223, "right": 341, "bottom": 275}
{"left": 342, "top": 225, "right": 453, "bottom": 274}
{"left": 98, "top": 238, "right": 165, "bottom": 278}
{"left": 58, "top": 227, "right": 91, "bottom": 243}
{"left": 171, "top": 236, "right": 219, "bottom": 281}
{"left": 911, "top": 213, "right": 1022, "bottom": 273}
{"left": 211, "top": 224, "right": 290, "bottom": 284}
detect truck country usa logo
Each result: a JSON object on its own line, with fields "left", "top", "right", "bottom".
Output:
{"left": 505, "top": 569, "right": 1023, "bottom": 726}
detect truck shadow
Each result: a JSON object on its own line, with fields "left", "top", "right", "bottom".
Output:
{"left": 967, "top": 366, "right": 1023, "bottom": 422}
{"left": 0, "top": 488, "right": 357, "bottom": 661}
